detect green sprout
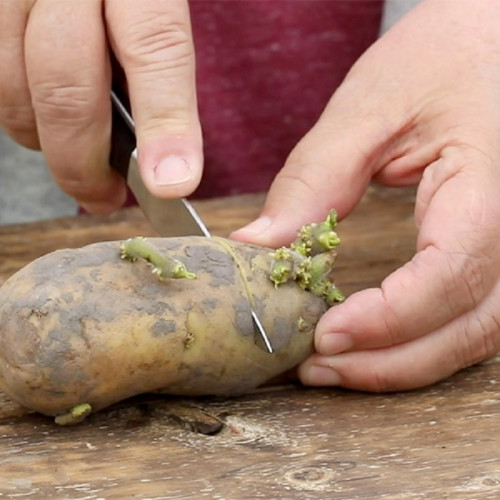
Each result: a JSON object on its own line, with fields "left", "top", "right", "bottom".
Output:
{"left": 269, "top": 210, "right": 344, "bottom": 306}
{"left": 55, "top": 403, "right": 92, "bottom": 426}
{"left": 120, "top": 237, "right": 196, "bottom": 281}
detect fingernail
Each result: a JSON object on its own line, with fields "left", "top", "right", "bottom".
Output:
{"left": 319, "top": 333, "right": 353, "bottom": 355}
{"left": 305, "top": 363, "right": 342, "bottom": 386}
{"left": 237, "top": 216, "right": 272, "bottom": 235}
{"left": 154, "top": 155, "right": 193, "bottom": 186}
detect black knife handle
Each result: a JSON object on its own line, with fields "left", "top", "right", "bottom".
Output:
{"left": 109, "top": 61, "right": 135, "bottom": 180}
{"left": 109, "top": 104, "right": 136, "bottom": 179}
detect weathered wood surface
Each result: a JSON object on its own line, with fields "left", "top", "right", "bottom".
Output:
{"left": 0, "top": 187, "right": 499, "bottom": 499}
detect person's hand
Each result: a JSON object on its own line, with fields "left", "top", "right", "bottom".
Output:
{"left": 0, "top": 0, "right": 202, "bottom": 214}
{"left": 232, "top": 0, "right": 500, "bottom": 391}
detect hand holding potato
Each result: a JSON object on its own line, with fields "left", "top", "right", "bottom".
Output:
{"left": 0, "top": 0, "right": 203, "bottom": 214}
{"left": 234, "top": 0, "right": 500, "bottom": 391}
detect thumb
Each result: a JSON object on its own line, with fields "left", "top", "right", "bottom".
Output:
{"left": 105, "top": 0, "right": 202, "bottom": 199}
{"left": 231, "top": 99, "right": 384, "bottom": 247}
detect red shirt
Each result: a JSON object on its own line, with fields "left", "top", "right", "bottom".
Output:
{"left": 189, "top": 0, "right": 383, "bottom": 198}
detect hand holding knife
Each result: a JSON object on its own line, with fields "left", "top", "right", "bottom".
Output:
{"left": 109, "top": 84, "right": 274, "bottom": 353}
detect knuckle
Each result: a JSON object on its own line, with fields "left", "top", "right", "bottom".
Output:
{"left": 31, "top": 82, "right": 96, "bottom": 127}
{"left": 378, "top": 286, "right": 406, "bottom": 346}
{"left": 415, "top": 245, "right": 489, "bottom": 319}
{"left": 363, "top": 362, "right": 430, "bottom": 393}
{"left": 364, "top": 367, "right": 397, "bottom": 393}
{"left": 368, "top": 375, "right": 390, "bottom": 393}
{"left": 120, "top": 19, "right": 192, "bottom": 73}
{"left": 54, "top": 167, "right": 122, "bottom": 206}
{"left": 140, "top": 110, "right": 192, "bottom": 136}
{"left": 56, "top": 176, "right": 104, "bottom": 202}
{"left": 453, "top": 308, "right": 500, "bottom": 370}
{"left": 447, "top": 252, "right": 488, "bottom": 309}
{"left": 272, "top": 167, "right": 319, "bottom": 204}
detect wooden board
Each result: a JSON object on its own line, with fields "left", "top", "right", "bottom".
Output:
{"left": 0, "top": 186, "right": 499, "bottom": 499}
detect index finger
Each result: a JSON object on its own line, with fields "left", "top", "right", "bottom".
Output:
{"left": 105, "top": 0, "right": 203, "bottom": 199}
{"left": 0, "top": 0, "right": 38, "bottom": 149}
{"left": 24, "top": 0, "right": 126, "bottom": 214}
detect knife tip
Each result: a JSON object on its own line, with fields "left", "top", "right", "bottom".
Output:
{"left": 251, "top": 309, "right": 274, "bottom": 353}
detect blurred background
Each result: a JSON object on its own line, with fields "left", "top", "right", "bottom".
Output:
{"left": 0, "top": 0, "right": 419, "bottom": 225}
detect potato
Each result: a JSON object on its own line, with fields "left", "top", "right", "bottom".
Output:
{"left": 0, "top": 214, "right": 342, "bottom": 424}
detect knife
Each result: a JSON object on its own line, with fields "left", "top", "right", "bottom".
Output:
{"left": 109, "top": 84, "right": 274, "bottom": 353}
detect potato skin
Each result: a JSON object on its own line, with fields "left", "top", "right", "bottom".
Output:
{"left": 0, "top": 237, "right": 327, "bottom": 417}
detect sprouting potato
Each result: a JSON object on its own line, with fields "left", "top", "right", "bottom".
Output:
{"left": 0, "top": 213, "right": 342, "bottom": 424}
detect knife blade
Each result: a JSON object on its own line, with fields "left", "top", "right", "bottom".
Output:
{"left": 109, "top": 86, "right": 274, "bottom": 353}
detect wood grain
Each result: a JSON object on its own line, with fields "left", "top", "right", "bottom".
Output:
{"left": 0, "top": 186, "right": 499, "bottom": 499}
